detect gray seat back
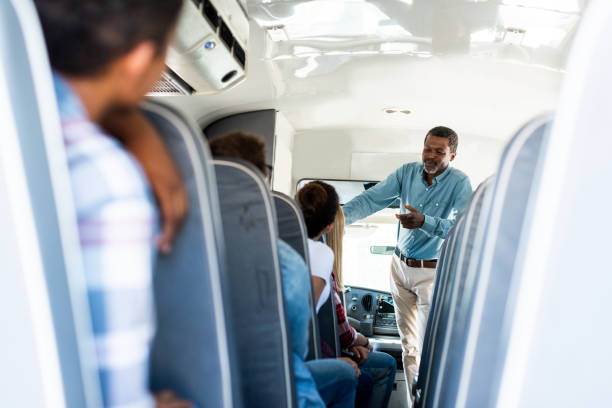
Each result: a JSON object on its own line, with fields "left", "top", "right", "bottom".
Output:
{"left": 447, "top": 116, "right": 552, "bottom": 408}
{"left": 142, "top": 102, "right": 243, "bottom": 408}
{"left": 415, "top": 211, "right": 466, "bottom": 404}
{"left": 418, "top": 176, "right": 495, "bottom": 407}
{"left": 495, "top": 4, "right": 612, "bottom": 405}
{"left": 318, "top": 292, "right": 341, "bottom": 357}
{"left": 272, "top": 191, "right": 321, "bottom": 360}
{"left": 214, "top": 159, "right": 296, "bottom": 408}
{"left": 0, "top": 1, "right": 102, "bottom": 406}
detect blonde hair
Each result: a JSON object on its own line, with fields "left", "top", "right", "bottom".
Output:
{"left": 327, "top": 205, "right": 345, "bottom": 290}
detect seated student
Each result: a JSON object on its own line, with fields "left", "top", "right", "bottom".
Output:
{"left": 328, "top": 205, "right": 397, "bottom": 408}
{"left": 35, "top": 0, "right": 190, "bottom": 407}
{"left": 295, "top": 182, "right": 379, "bottom": 404}
{"left": 209, "top": 132, "right": 358, "bottom": 408}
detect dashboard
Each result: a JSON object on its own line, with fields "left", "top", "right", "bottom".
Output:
{"left": 345, "top": 286, "right": 399, "bottom": 337}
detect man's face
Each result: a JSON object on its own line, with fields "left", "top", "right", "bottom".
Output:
{"left": 112, "top": 30, "right": 175, "bottom": 108}
{"left": 119, "top": 47, "right": 168, "bottom": 107}
{"left": 422, "top": 134, "right": 456, "bottom": 176}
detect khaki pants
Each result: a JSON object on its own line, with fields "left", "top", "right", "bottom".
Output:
{"left": 390, "top": 253, "right": 436, "bottom": 400}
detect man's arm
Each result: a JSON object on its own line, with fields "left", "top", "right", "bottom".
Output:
{"left": 343, "top": 166, "right": 404, "bottom": 225}
{"left": 420, "top": 177, "right": 472, "bottom": 239}
{"left": 101, "top": 108, "right": 188, "bottom": 254}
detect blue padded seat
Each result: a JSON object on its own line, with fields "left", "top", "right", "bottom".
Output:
{"left": 142, "top": 101, "right": 243, "bottom": 408}
{"left": 214, "top": 159, "right": 297, "bottom": 408}
{"left": 457, "top": 117, "right": 551, "bottom": 408}
{"left": 416, "top": 176, "right": 494, "bottom": 407}
{"left": 272, "top": 191, "right": 321, "bottom": 361}
{"left": 418, "top": 117, "right": 551, "bottom": 408}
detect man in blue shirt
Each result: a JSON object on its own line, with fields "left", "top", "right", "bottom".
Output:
{"left": 343, "top": 126, "right": 472, "bottom": 398}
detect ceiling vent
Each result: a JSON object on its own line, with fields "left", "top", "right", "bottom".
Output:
{"left": 150, "top": 70, "right": 195, "bottom": 96}
{"left": 158, "top": 0, "right": 249, "bottom": 95}
{"left": 362, "top": 294, "right": 373, "bottom": 312}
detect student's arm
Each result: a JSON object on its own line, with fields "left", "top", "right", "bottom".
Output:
{"left": 342, "top": 166, "right": 404, "bottom": 225}
{"left": 101, "top": 108, "right": 188, "bottom": 254}
{"left": 419, "top": 177, "right": 472, "bottom": 239}
{"left": 155, "top": 391, "right": 193, "bottom": 408}
{"left": 312, "top": 277, "right": 326, "bottom": 306}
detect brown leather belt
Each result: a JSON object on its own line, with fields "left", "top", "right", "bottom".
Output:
{"left": 394, "top": 248, "right": 437, "bottom": 269}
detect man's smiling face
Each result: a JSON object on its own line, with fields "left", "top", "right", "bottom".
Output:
{"left": 422, "top": 134, "right": 456, "bottom": 176}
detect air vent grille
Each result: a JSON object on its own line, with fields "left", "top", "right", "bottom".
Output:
{"left": 233, "top": 42, "right": 246, "bottom": 69}
{"left": 149, "top": 70, "right": 194, "bottom": 96}
{"left": 203, "top": 0, "right": 246, "bottom": 72}
{"left": 220, "top": 20, "right": 234, "bottom": 50}
{"left": 361, "top": 295, "right": 373, "bottom": 312}
{"left": 203, "top": 0, "right": 219, "bottom": 29}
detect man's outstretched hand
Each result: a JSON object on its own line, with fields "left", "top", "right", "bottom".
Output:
{"left": 102, "top": 108, "right": 188, "bottom": 254}
{"left": 395, "top": 204, "right": 425, "bottom": 229}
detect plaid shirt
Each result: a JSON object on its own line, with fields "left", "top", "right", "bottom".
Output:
{"left": 332, "top": 273, "right": 358, "bottom": 350}
{"left": 54, "top": 73, "right": 158, "bottom": 408}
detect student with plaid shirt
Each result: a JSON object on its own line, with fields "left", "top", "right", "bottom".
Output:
{"left": 35, "top": 1, "right": 190, "bottom": 407}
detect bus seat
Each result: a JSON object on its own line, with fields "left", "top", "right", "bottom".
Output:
{"left": 141, "top": 101, "right": 243, "bottom": 408}
{"left": 0, "top": 0, "right": 102, "bottom": 406}
{"left": 213, "top": 158, "right": 297, "bottom": 408}
{"left": 415, "top": 176, "right": 495, "bottom": 407}
{"left": 495, "top": 2, "right": 612, "bottom": 404}
{"left": 458, "top": 116, "right": 550, "bottom": 408}
{"left": 272, "top": 191, "right": 321, "bottom": 360}
{"left": 422, "top": 116, "right": 551, "bottom": 408}
{"left": 415, "top": 212, "right": 466, "bottom": 403}
{"left": 318, "top": 292, "right": 341, "bottom": 358}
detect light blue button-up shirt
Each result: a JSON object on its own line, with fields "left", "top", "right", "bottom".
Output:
{"left": 343, "top": 162, "right": 472, "bottom": 260}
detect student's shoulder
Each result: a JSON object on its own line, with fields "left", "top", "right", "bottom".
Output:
{"left": 278, "top": 240, "right": 307, "bottom": 269}
{"left": 308, "top": 239, "right": 334, "bottom": 261}
{"left": 71, "top": 134, "right": 148, "bottom": 192}
{"left": 65, "top": 126, "right": 153, "bottom": 215}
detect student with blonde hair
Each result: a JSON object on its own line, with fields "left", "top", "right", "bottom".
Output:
{"left": 297, "top": 186, "right": 397, "bottom": 408}
{"left": 327, "top": 205, "right": 345, "bottom": 291}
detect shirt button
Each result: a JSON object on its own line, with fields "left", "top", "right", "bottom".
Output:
{"left": 436, "top": 203, "right": 439, "bottom": 206}
{"left": 426, "top": 188, "right": 429, "bottom": 191}
{"left": 419, "top": 204, "right": 423, "bottom": 207}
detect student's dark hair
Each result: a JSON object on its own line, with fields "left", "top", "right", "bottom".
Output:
{"left": 425, "top": 126, "right": 459, "bottom": 153}
{"left": 296, "top": 181, "right": 339, "bottom": 239}
{"left": 209, "top": 132, "right": 267, "bottom": 176}
{"left": 34, "top": 0, "right": 183, "bottom": 76}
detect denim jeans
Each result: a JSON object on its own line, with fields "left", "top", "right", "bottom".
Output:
{"left": 306, "top": 359, "right": 357, "bottom": 408}
{"left": 360, "top": 351, "right": 397, "bottom": 408}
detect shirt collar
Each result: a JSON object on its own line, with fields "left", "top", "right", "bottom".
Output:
{"left": 420, "top": 162, "right": 452, "bottom": 186}
{"left": 52, "top": 71, "right": 88, "bottom": 123}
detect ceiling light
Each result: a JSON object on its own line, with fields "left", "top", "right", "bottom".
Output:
{"left": 383, "top": 108, "right": 411, "bottom": 115}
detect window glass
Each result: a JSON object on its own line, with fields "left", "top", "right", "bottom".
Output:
{"left": 343, "top": 207, "right": 397, "bottom": 293}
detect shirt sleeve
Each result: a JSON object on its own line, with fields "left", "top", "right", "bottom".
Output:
{"left": 420, "top": 176, "right": 473, "bottom": 239}
{"left": 343, "top": 165, "right": 404, "bottom": 225}
{"left": 277, "top": 240, "right": 312, "bottom": 360}
{"left": 309, "top": 242, "right": 334, "bottom": 280}
{"left": 80, "top": 196, "right": 157, "bottom": 408}
{"left": 71, "top": 145, "right": 158, "bottom": 408}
